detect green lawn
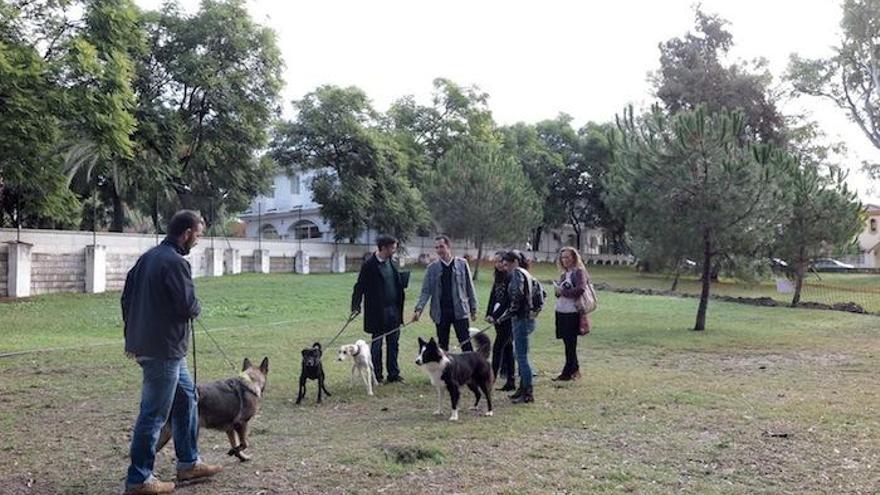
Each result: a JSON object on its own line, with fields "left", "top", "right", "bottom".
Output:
{"left": 0, "top": 269, "right": 878, "bottom": 494}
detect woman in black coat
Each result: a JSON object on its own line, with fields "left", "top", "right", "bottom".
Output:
{"left": 485, "top": 251, "right": 516, "bottom": 391}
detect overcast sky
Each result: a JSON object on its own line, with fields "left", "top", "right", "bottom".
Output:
{"left": 135, "top": 0, "right": 880, "bottom": 203}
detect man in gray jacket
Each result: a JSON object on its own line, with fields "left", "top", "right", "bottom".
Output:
{"left": 411, "top": 235, "right": 478, "bottom": 351}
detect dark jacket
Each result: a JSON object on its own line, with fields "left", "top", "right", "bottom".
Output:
{"left": 122, "top": 239, "right": 201, "bottom": 359}
{"left": 507, "top": 267, "right": 535, "bottom": 320}
{"left": 486, "top": 269, "right": 510, "bottom": 320}
{"left": 351, "top": 253, "right": 406, "bottom": 334}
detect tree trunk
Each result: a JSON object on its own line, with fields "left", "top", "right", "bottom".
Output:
{"left": 473, "top": 238, "right": 484, "bottom": 281}
{"left": 532, "top": 226, "right": 544, "bottom": 253}
{"left": 694, "top": 230, "right": 712, "bottom": 331}
{"left": 671, "top": 259, "right": 681, "bottom": 292}
{"left": 110, "top": 188, "right": 125, "bottom": 232}
{"left": 791, "top": 246, "right": 806, "bottom": 307}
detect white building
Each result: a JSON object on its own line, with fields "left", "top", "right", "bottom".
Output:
{"left": 240, "top": 170, "right": 342, "bottom": 242}
{"left": 239, "top": 171, "right": 614, "bottom": 261}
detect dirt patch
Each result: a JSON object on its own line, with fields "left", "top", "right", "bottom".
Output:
{"left": 593, "top": 283, "right": 872, "bottom": 315}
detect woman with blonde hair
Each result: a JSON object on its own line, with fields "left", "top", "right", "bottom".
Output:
{"left": 552, "top": 246, "right": 590, "bottom": 381}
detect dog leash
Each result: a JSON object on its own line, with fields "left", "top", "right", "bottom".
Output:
{"left": 190, "top": 319, "right": 197, "bottom": 385}
{"left": 369, "top": 320, "right": 413, "bottom": 344}
{"left": 449, "top": 322, "right": 495, "bottom": 351}
{"left": 195, "top": 318, "right": 240, "bottom": 373}
{"left": 323, "top": 312, "right": 360, "bottom": 349}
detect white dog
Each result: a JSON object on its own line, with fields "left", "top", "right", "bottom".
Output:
{"left": 337, "top": 339, "right": 378, "bottom": 396}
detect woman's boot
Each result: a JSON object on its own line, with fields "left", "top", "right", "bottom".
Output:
{"left": 511, "top": 386, "right": 533, "bottom": 404}
{"left": 509, "top": 384, "right": 524, "bottom": 400}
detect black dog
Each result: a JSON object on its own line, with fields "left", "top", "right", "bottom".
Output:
{"left": 296, "top": 342, "right": 331, "bottom": 404}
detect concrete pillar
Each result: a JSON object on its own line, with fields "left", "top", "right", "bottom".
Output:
{"left": 295, "top": 250, "right": 310, "bottom": 274}
{"left": 224, "top": 248, "right": 241, "bottom": 275}
{"left": 187, "top": 251, "right": 202, "bottom": 279}
{"left": 330, "top": 251, "right": 346, "bottom": 273}
{"left": 204, "top": 247, "right": 224, "bottom": 277}
{"left": 255, "top": 249, "right": 270, "bottom": 274}
{"left": 7, "top": 242, "right": 32, "bottom": 298}
{"left": 85, "top": 245, "right": 106, "bottom": 294}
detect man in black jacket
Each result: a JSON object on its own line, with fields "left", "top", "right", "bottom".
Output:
{"left": 121, "top": 210, "right": 221, "bottom": 495}
{"left": 351, "top": 235, "right": 406, "bottom": 383}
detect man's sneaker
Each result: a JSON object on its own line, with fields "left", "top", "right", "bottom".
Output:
{"left": 386, "top": 375, "right": 405, "bottom": 384}
{"left": 177, "top": 461, "right": 222, "bottom": 482}
{"left": 124, "top": 478, "right": 175, "bottom": 495}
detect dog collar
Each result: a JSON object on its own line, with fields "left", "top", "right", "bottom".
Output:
{"left": 352, "top": 347, "right": 361, "bottom": 357}
{"left": 238, "top": 372, "right": 262, "bottom": 397}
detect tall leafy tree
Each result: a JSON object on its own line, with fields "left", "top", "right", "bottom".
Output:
{"left": 0, "top": 0, "right": 140, "bottom": 229}
{"left": 386, "top": 78, "right": 497, "bottom": 182}
{"left": 788, "top": 0, "right": 880, "bottom": 179}
{"left": 654, "top": 8, "right": 785, "bottom": 144}
{"left": 425, "top": 141, "right": 540, "bottom": 280}
{"left": 61, "top": 0, "right": 143, "bottom": 231}
{"left": 136, "top": 0, "right": 283, "bottom": 227}
{"left": 499, "top": 123, "right": 563, "bottom": 252}
{"left": 608, "top": 105, "right": 790, "bottom": 331}
{"left": 534, "top": 115, "right": 615, "bottom": 251}
{"left": 271, "top": 85, "right": 430, "bottom": 242}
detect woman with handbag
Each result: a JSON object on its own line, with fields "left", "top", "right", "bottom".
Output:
{"left": 552, "top": 246, "right": 593, "bottom": 381}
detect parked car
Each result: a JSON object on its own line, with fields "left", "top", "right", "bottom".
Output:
{"left": 810, "top": 258, "right": 855, "bottom": 272}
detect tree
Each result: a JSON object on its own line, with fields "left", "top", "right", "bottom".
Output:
{"left": 654, "top": 8, "right": 785, "bottom": 144}
{"left": 271, "top": 85, "right": 430, "bottom": 242}
{"left": 499, "top": 123, "right": 564, "bottom": 252}
{"left": 788, "top": 0, "right": 880, "bottom": 179}
{"left": 535, "top": 115, "right": 615, "bottom": 251}
{"left": 136, "top": 0, "right": 284, "bottom": 226}
{"left": 774, "top": 165, "right": 863, "bottom": 306}
{"left": 1, "top": 0, "right": 140, "bottom": 229}
{"left": 386, "top": 78, "right": 497, "bottom": 182}
{"left": 425, "top": 141, "right": 541, "bottom": 280}
{"left": 61, "top": 0, "right": 143, "bottom": 231}
{"left": 608, "top": 105, "right": 789, "bottom": 331}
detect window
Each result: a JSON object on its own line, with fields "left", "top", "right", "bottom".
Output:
{"left": 871, "top": 218, "right": 877, "bottom": 233}
{"left": 289, "top": 220, "right": 321, "bottom": 240}
{"left": 290, "top": 174, "right": 301, "bottom": 195}
{"left": 260, "top": 224, "right": 279, "bottom": 239}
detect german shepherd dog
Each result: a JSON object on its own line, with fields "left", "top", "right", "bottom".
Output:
{"left": 158, "top": 357, "right": 269, "bottom": 462}
{"left": 296, "top": 342, "right": 331, "bottom": 404}
{"left": 415, "top": 330, "right": 494, "bottom": 421}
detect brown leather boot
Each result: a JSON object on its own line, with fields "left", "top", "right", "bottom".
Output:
{"left": 124, "top": 478, "right": 175, "bottom": 495}
{"left": 177, "top": 461, "right": 222, "bottom": 482}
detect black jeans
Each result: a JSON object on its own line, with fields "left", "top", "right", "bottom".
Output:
{"left": 492, "top": 320, "right": 515, "bottom": 382}
{"left": 562, "top": 334, "right": 579, "bottom": 375}
{"left": 372, "top": 307, "right": 401, "bottom": 380}
{"left": 436, "top": 316, "right": 472, "bottom": 351}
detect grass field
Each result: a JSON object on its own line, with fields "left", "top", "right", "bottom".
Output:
{"left": 1, "top": 268, "right": 878, "bottom": 494}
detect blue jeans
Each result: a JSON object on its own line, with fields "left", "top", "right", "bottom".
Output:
{"left": 513, "top": 317, "right": 536, "bottom": 389}
{"left": 126, "top": 358, "right": 199, "bottom": 485}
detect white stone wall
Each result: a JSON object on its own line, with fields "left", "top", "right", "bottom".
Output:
{"left": 0, "top": 227, "right": 621, "bottom": 298}
{"left": 31, "top": 252, "right": 85, "bottom": 295}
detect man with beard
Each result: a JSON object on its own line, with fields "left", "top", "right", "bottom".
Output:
{"left": 121, "top": 210, "right": 222, "bottom": 494}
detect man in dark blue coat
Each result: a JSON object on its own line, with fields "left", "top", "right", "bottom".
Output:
{"left": 121, "top": 210, "right": 221, "bottom": 495}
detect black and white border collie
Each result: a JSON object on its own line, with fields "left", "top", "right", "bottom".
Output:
{"left": 415, "top": 329, "right": 494, "bottom": 421}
